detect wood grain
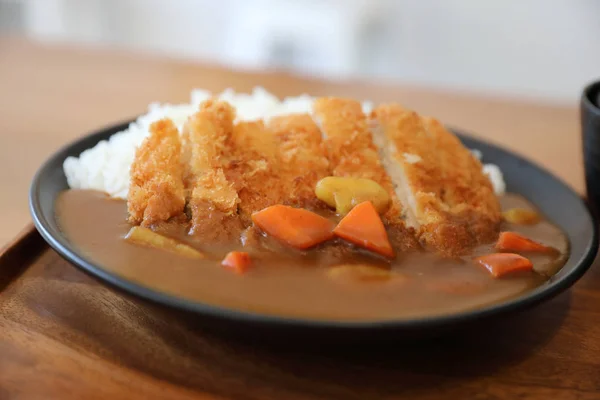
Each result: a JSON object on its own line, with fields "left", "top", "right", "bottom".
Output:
{"left": 1, "top": 229, "right": 600, "bottom": 399}
{"left": 0, "top": 37, "right": 583, "bottom": 246}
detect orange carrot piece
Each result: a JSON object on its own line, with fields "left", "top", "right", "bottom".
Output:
{"left": 222, "top": 251, "right": 252, "bottom": 274}
{"left": 333, "top": 201, "right": 395, "bottom": 258}
{"left": 474, "top": 253, "right": 533, "bottom": 278}
{"left": 496, "top": 231, "right": 555, "bottom": 253}
{"left": 251, "top": 205, "right": 335, "bottom": 249}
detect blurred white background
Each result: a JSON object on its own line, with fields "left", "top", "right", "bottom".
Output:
{"left": 1, "top": 0, "right": 599, "bottom": 104}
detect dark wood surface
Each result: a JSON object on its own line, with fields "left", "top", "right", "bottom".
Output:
{"left": 1, "top": 226, "right": 600, "bottom": 399}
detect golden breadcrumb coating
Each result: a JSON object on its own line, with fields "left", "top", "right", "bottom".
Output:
{"left": 128, "top": 118, "right": 185, "bottom": 227}
{"left": 126, "top": 95, "right": 500, "bottom": 256}
{"left": 268, "top": 113, "right": 330, "bottom": 207}
{"left": 313, "top": 97, "right": 418, "bottom": 252}
{"left": 424, "top": 117, "right": 502, "bottom": 242}
{"left": 181, "top": 100, "right": 233, "bottom": 180}
{"left": 182, "top": 100, "right": 241, "bottom": 239}
{"left": 371, "top": 104, "right": 501, "bottom": 256}
{"left": 224, "top": 120, "right": 283, "bottom": 223}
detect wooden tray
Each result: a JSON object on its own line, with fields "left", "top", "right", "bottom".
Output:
{"left": 2, "top": 226, "right": 600, "bottom": 400}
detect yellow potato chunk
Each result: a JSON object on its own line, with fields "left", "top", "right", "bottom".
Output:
{"left": 327, "top": 264, "right": 404, "bottom": 283}
{"left": 502, "top": 208, "right": 541, "bottom": 225}
{"left": 315, "top": 177, "right": 391, "bottom": 215}
{"left": 125, "top": 226, "right": 204, "bottom": 259}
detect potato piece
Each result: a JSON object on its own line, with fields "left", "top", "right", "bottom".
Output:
{"left": 125, "top": 226, "right": 204, "bottom": 259}
{"left": 327, "top": 264, "right": 404, "bottom": 283}
{"left": 315, "top": 177, "right": 390, "bottom": 215}
{"left": 502, "top": 208, "right": 541, "bottom": 225}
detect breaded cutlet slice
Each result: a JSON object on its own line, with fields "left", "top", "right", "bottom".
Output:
{"left": 370, "top": 105, "right": 445, "bottom": 227}
{"left": 424, "top": 117, "right": 501, "bottom": 241}
{"left": 371, "top": 104, "right": 501, "bottom": 256}
{"left": 268, "top": 114, "right": 330, "bottom": 207}
{"left": 313, "top": 97, "right": 418, "bottom": 252}
{"left": 128, "top": 118, "right": 185, "bottom": 227}
{"left": 182, "top": 100, "right": 242, "bottom": 240}
{"left": 181, "top": 100, "right": 234, "bottom": 184}
{"left": 224, "top": 120, "right": 283, "bottom": 223}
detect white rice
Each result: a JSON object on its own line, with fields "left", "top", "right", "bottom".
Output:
{"left": 63, "top": 87, "right": 505, "bottom": 199}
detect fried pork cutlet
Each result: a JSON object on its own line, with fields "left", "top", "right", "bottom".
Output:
{"left": 182, "top": 100, "right": 242, "bottom": 240}
{"left": 424, "top": 117, "right": 501, "bottom": 241}
{"left": 313, "top": 97, "right": 418, "bottom": 252}
{"left": 225, "top": 120, "right": 283, "bottom": 223}
{"left": 128, "top": 118, "right": 185, "bottom": 227}
{"left": 268, "top": 114, "right": 330, "bottom": 207}
{"left": 370, "top": 104, "right": 501, "bottom": 256}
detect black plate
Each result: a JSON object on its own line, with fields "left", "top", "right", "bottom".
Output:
{"left": 29, "top": 121, "right": 598, "bottom": 339}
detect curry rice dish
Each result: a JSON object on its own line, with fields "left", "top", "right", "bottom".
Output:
{"left": 56, "top": 90, "right": 569, "bottom": 321}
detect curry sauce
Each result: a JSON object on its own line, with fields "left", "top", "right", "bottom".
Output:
{"left": 55, "top": 189, "right": 568, "bottom": 322}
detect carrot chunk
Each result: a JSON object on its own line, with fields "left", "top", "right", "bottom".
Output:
{"left": 496, "top": 231, "right": 555, "bottom": 253}
{"left": 221, "top": 251, "right": 251, "bottom": 274}
{"left": 474, "top": 253, "right": 533, "bottom": 278}
{"left": 333, "top": 201, "right": 395, "bottom": 258}
{"left": 251, "top": 205, "right": 335, "bottom": 249}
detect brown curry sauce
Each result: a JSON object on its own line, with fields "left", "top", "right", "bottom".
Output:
{"left": 55, "top": 189, "right": 569, "bottom": 321}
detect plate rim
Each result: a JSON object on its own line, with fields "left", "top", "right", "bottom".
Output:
{"left": 29, "top": 119, "right": 599, "bottom": 330}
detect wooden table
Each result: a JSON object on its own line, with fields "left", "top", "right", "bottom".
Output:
{"left": 1, "top": 37, "right": 597, "bottom": 400}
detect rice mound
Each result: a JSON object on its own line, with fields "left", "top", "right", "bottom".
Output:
{"left": 63, "top": 87, "right": 505, "bottom": 199}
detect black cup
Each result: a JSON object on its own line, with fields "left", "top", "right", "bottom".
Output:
{"left": 581, "top": 79, "right": 600, "bottom": 214}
